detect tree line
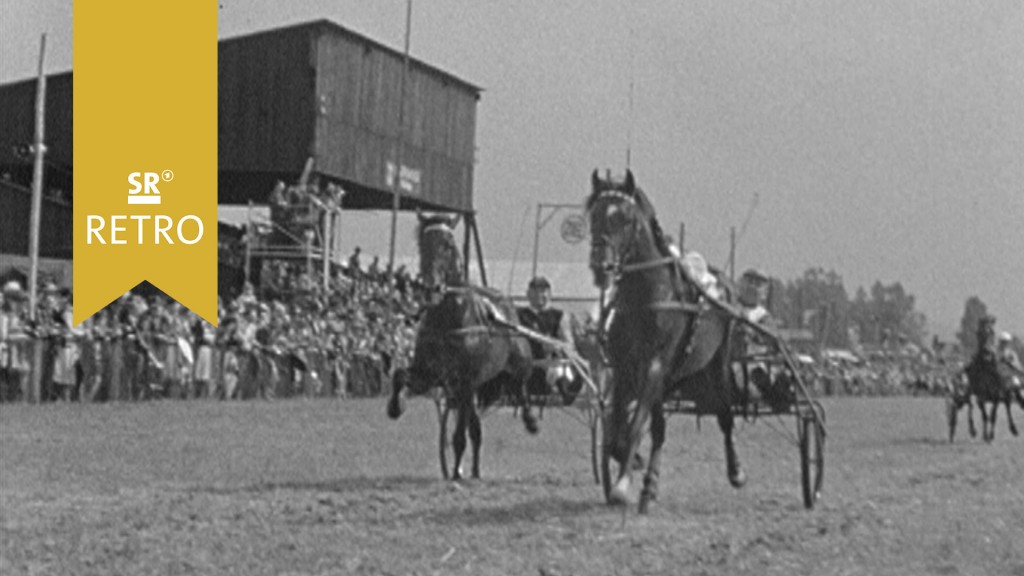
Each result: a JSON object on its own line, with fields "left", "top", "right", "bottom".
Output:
{"left": 763, "top": 267, "right": 1020, "bottom": 359}
{"left": 765, "top": 267, "right": 926, "bottom": 352}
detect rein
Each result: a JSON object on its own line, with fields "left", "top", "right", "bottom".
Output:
{"left": 619, "top": 255, "right": 677, "bottom": 275}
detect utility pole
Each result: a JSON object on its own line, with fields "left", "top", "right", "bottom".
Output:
{"left": 28, "top": 34, "right": 47, "bottom": 322}
{"left": 244, "top": 200, "right": 253, "bottom": 284}
{"left": 729, "top": 226, "right": 736, "bottom": 282}
{"left": 387, "top": 0, "right": 413, "bottom": 272}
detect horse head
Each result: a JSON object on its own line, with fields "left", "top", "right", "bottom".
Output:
{"left": 416, "top": 210, "right": 464, "bottom": 291}
{"left": 585, "top": 169, "right": 668, "bottom": 290}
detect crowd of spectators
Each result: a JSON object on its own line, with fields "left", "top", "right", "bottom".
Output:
{"left": 0, "top": 253, "right": 422, "bottom": 404}
{"left": 793, "top": 349, "right": 959, "bottom": 398}
{"left": 0, "top": 256, "right": 984, "bottom": 406}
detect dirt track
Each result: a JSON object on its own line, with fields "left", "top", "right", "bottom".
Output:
{"left": 1, "top": 396, "right": 1022, "bottom": 575}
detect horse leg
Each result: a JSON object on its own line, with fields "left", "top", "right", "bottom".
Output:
{"left": 967, "top": 397, "right": 977, "bottom": 438}
{"left": 469, "top": 406, "right": 483, "bottom": 478}
{"left": 609, "top": 396, "right": 651, "bottom": 507}
{"left": 386, "top": 368, "right": 408, "bottom": 419}
{"left": 719, "top": 411, "right": 746, "bottom": 488}
{"left": 948, "top": 395, "right": 963, "bottom": 443}
{"left": 451, "top": 403, "right": 469, "bottom": 480}
{"left": 1004, "top": 397, "right": 1018, "bottom": 436}
{"left": 638, "top": 402, "right": 666, "bottom": 514}
{"left": 985, "top": 400, "right": 997, "bottom": 442}
{"left": 520, "top": 393, "right": 539, "bottom": 435}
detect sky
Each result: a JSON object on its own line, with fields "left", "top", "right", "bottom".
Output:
{"left": 2, "top": 0, "right": 1022, "bottom": 338}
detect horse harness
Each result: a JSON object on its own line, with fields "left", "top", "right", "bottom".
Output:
{"left": 588, "top": 189, "right": 707, "bottom": 365}
{"left": 415, "top": 285, "right": 518, "bottom": 345}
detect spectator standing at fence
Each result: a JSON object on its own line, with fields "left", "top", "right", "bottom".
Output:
{"left": 51, "top": 288, "right": 82, "bottom": 401}
{"left": 77, "top": 307, "right": 103, "bottom": 402}
{"left": 32, "top": 283, "right": 64, "bottom": 401}
{"left": 234, "top": 302, "right": 261, "bottom": 399}
{"left": 348, "top": 247, "right": 363, "bottom": 278}
{"left": 253, "top": 302, "right": 279, "bottom": 399}
{"left": 191, "top": 313, "right": 217, "bottom": 399}
{"left": 1, "top": 282, "right": 31, "bottom": 402}
{"left": 218, "top": 306, "right": 242, "bottom": 400}
{"left": 86, "top": 307, "right": 116, "bottom": 402}
{"left": 168, "top": 302, "right": 195, "bottom": 398}
{"left": 142, "top": 296, "right": 175, "bottom": 397}
{"left": 106, "top": 294, "right": 131, "bottom": 401}
{"left": 367, "top": 256, "right": 381, "bottom": 283}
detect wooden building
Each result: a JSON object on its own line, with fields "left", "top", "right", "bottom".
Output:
{"left": 0, "top": 19, "right": 487, "bottom": 283}
{"left": 218, "top": 19, "right": 481, "bottom": 213}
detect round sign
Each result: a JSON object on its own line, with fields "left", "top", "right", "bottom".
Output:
{"left": 560, "top": 213, "right": 588, "bottom": 245}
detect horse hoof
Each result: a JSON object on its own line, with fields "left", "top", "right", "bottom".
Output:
{"left": 386, "top": 396, "right": 405, "bottom": 419}
{"left": 524, "top": 414, "right": 540, "bottom": 435}
{"left": 729, "top": 468, "right": 747, "bottom": 488}
{"left": 638, "top": 493, "right": 652, "bottom": 515}
{"left": 608, "top": 477, "right": 632, "bottom": 506}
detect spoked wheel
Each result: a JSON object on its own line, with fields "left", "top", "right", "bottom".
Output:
{"left": 588, "top": 404, "right": 603, "bottom": 484}
{"left": 799, "top": 412, "right": 825, "bottom": 509}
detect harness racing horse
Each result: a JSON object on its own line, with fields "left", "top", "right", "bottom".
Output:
{"left": 948, "top": 354, "right": 1024, "bottom": 443}
{"left": 588, "top": 170, "right": 746, "bottom": 513}
{"left": 387, "top": 213, "right": 539, "bottom": 480}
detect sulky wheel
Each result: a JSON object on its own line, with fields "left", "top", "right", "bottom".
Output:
{"left": 799, "top": 414, "right": 825, "bottom": 509}
{"left": 600, "top": 437, "right": 619, "bottom": 504}
{"left": 599, "top": 406, "right": 620, "bottom": 502}
{"left": 589, "top": 404, "right": 603, "bottom": 484}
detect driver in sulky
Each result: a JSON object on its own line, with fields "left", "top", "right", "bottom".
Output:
{"left": 517, "top": 276, "right": 583, "bottom": 404}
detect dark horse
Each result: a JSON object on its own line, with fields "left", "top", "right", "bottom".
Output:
{"left": 948, "top": 337, "right": 1024, "bottom": 442}
{"left": 588, "top": 170, "right": 746, "bottom": 513}
{"left": 387, "top": 213, "right": 538, "bottom": 480}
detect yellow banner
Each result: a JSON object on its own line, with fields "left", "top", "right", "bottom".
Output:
{"left": 74, "top": 1, "right": 217, "bottom": 325}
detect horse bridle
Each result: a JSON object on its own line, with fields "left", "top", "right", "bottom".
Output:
{"left": 588, "top": 189, "right": 646, "bottom": 282}
{"left": 588, "top": 189, "right": 682, "bottom": 284}
{"left": 588, "top": 188, "right": 702, "bottom": 355}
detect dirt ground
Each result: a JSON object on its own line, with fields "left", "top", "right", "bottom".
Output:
{"left": 1, "top": 396, "right": 1022, "bottom": 576}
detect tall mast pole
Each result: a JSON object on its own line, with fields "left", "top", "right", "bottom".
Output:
{"left": 387, "top": 0, "right": 413, "bottom": 272}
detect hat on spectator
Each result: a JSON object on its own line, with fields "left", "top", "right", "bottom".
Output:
{"left": 2, "top": 280, "right": 26, "bottom": 299}
{"left": 131, "top": 295, "right": 149, "bottom": 314}
{"left": 528, "top": 276, "right": 551, "bottom": 290}
{"left": 42, "top": 281, "right": 59, "bottom": 294}
{"left": 998, "top": 331, "right": 1012, "bottom": 343}
{"left": 741, "top": 268, "right": 769, "bottom": 284}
